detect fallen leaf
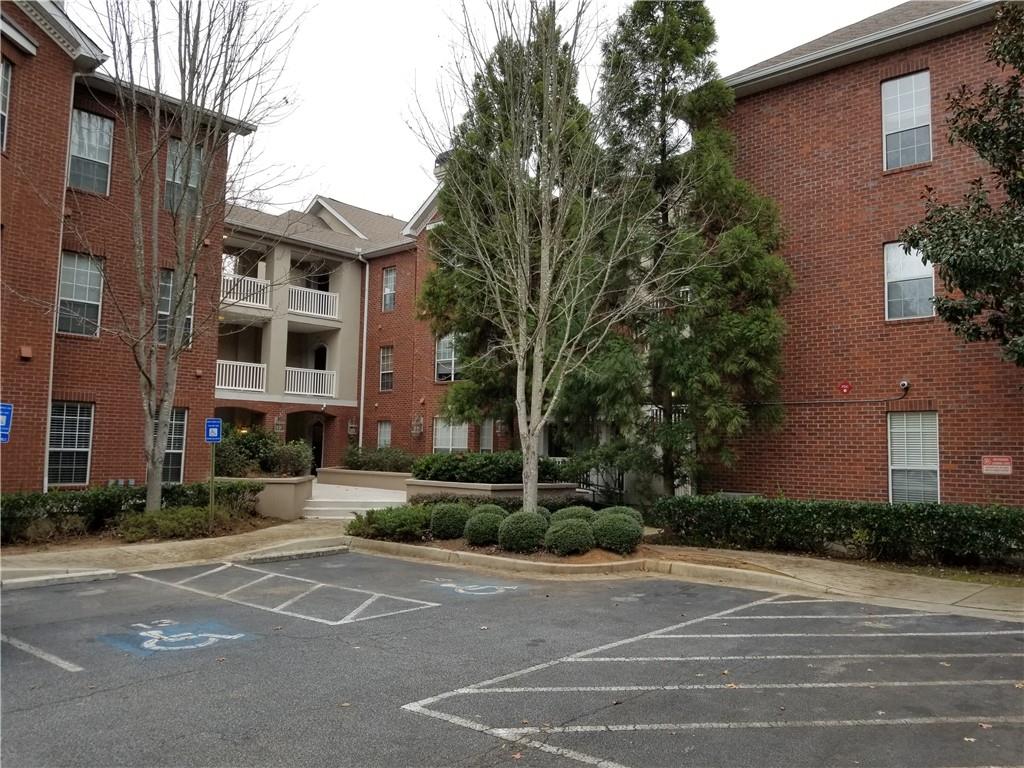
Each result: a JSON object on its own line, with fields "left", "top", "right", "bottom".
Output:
{"left": 272, "top": 626, "right": 282, "bottom": 631}
{"left": 612, "top": 700, "right": 622, "bottom": 705}
{"left": 480, "top": 626, "right": 488, "bottom": 631}
{"left": 511, "top": 752, "right": 523, "bottom": 761}
{"left": 876, "top": 711, "right": 886, "bottom": 716}
{"left": 721, "top": 670, "right": 730, "bottom": 676}
{"left": 778, "top": 706, "right": 785, "bottom": 711}
{"left": 1015, "top": 681, "right": 1024, "bottom": 689}
{"left": 521, "top": 720, "right": 529, "bottom": 725}
{"left": 963, "top": 737, "right": 976, "bottom": 743}
{"left": 724, "top": 683, "right": 738, "bottom": 689}
{"left": 216, "top": 657, "right": 226, "bottom": 663}
{"left": 979, "top": 723, "right": 992, "bottom": 729}
{"left": 339, "top": 703, "right": 351, "bottom": 708}
{"left": 939, "top": 662, "right": 952, "bottom": 667}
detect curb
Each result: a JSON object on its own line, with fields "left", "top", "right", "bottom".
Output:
{"left": 236, "top": 545, "right": 351, "bottom": 564}
{"left": 1, "top": 570, "right": 118, "bottom": 591}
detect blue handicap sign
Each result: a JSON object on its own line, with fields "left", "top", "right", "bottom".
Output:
{"left": 0, "top": 433, "right": 8, "bottom": 444}
{"left": 204, "top": 417, "right": 222, "bottom": 443}
{"left": 0, "top": 402, "right": 12, "bottom": 436}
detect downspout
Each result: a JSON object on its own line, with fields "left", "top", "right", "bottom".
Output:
{"left": 43, "top": 71, "right": 83, "bottom": 491}
{"left": 356, "top": 249, "right": 368, "bottom": 448}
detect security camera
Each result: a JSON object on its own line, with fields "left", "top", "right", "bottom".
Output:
{"left": 899, "top": 380, "right": 910, "bottom": 392}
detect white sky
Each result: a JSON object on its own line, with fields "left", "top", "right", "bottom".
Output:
{"left": 69, "top": 0, "right": 896, "bottom": 222}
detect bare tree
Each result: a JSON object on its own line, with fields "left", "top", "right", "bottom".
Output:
{"left": 87, "top": 0, "right": 298, "bottom": 510}
{"left": 421, "top": 0, "right": 701, "bottom": 511}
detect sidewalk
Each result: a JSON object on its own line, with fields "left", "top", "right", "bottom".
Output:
{"left": 1, "top": 524, "right": 1020, "bottom": 621}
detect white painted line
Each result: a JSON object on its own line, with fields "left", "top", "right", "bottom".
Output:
{"left": 725, "top": 613, "right": 949, "bottom": 620}
{"left": 339, "top": 594, "right": 380, "bottom": 623}
{"left": 1, "top": 633, "right": 83, "bottom": 672}
{"left": 569, "top": 652, "right": 1024, "bottom": 662}
{"left": 650, "top": 631, "right": 1024, "bottom": 638}
{"left": 273, "top": 583, "right": 323, "bottom": 611}
{"left": 219, "top": 574, "right": 275, "bottom": 597}
{"left": 461, "top": 679, "right": 1019, "bottom": 694}
{"left": 493, "top": 714, "right": 1024, "bottom": 736}
{"left": 762, "top": 598, "right": 831, "bottom": 605}
{"left": 175, "top": 564, "right": 230, "bottom": 585}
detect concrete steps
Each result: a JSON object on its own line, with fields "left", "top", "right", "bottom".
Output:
{"left": 302, "top": 498, "right": 404, "bottom": 520}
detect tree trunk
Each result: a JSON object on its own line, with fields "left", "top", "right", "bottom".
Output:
{"left": 660, "top": 389, "right": 675, "bottom": 496}
{"left": 521, "top": 431, "right": 540, "bottom": 513}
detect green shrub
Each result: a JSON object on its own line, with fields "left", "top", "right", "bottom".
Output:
{"left": 597, "top": 506, "right": 643, "bottom": 526}
{"left": 346, "top": 513, "right": 374, "bottom": 538}
{"left": 358, "top": 505, "right": 431, "bottom": 542}
{"left": 271, "top": 440, "right": 313, "bottom": 477}
{"left": 551, "top": 506, "right": 596, "bottom": 524}
{"left": 344, "top": 446, "right": 415, "bottom": 473}
{"left": 592, "top": 514, "right": 644, "bottom": 554}
{"left": 471, "top": 503, "right": 509, "bottom": 518}
{"left": 411, "top": 451, "right": 564, "bottom": 484}
{"left": 464, "top": 512, "right": 503, "bottom": 546}
{"left": 213, "top": 437, "right": 252, "bottom": 477}
{"left": 545, "top": 518, "right": 595, "bottom": 556}
{"left": 498, "top": 511, "right": 549, "bottom": 553}
{"left": 408, "top": 494, "right": 594, "bottom": 514}
{"left": 213, "top": 425, "right": 280, "bottom": 475}
{"left": 519, "top": 506, "right": 550, "bottom": 521}
{"left": 119, "top": 506, "right": 231, "bottom": 543}
{"left": 649, "top": 495, "right": 1024, "bottom": 566}
{"left": 22, "top": 518, "right": 57, "bottom": 544}
{"left": 430, "top": 503, "right": 474, "bottom": 540}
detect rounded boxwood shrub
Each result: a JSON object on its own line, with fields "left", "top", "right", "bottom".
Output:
{"left": 472, "top": 503, "right": 509, "bottom": 518}
{"left": 592, "top": 513, "right": 644, "bottom": 554}
{"left": 597, "top": 506, "right": 644, "bottom": 526}
{"left": 464, "top": 512, "right": 503, "bottom": 546}
{"left": 430, "top": 503, "right": 474, "bottom": 540}
{"left": 371, "top": 505, "right": 432, "bottom": 542}
{"left": 498, "top": 511, "right": 549, "bottom": 553}
{"left": 544, "top": 518, "right": 595, "bottom": 556}
{"left": 517, "top": 505, "right": 550, "bottom": 520}
{"left": 551, "top": 506, "right": 596, "bottom": 524}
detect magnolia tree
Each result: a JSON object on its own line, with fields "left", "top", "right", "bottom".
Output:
{"left": 420, "top": 1, "right": 708, "bottom": 511}
{"left": 83, "top": 0, "right": 297, "bottom": 510}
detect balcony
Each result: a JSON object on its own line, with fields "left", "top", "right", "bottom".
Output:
{"left": 284, "top": 367, "right": 335, "bottom": 397}
{"left": 216, "top": 360, "right": 266, "bottom": 392}
{"left": 288, "top": 284, "right": 338, "bottom": 320}
{"left": 221, "top": 274, "right": 270, "bottom": 309}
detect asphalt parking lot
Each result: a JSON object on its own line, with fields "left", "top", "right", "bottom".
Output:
{"left": 2, "top": 552, "right": 1022, "bottom": 767}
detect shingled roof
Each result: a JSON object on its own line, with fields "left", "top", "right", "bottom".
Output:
{"left": 726, "top": 0, "right": 999, "bottom": 97}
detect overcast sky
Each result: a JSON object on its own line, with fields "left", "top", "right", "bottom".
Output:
{"left": 69, "top": 0, "right": 897, "bottom": 221}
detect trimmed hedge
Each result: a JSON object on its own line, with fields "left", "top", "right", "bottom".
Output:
{"left": 347, "top": 505, "right": 432, "bottom": 542}
{"left": 411, "top": 451, "right": 565, "bottom": 484}
{"left": 593, "top": 514, "right": 644, "bottom": 554}
{"left": 498, "top": 511, "right": 549, "bottom": 553}
{"left": 119, "top": 506, "right": 233, "bottom": 543}
{"left": 344, "top": 446, "right": 415, "bottom": 473}
{"left": 471, "top": 503, "right": 509, "bottom": 518}
{"left": 430, "top": 503, "right": 474, "bottom": 540}
{"left": 464, "top": 512, "right": 503, "bottom": 546}
{"left": 409, "top": 494, "right": 593, "bottom": 514}
{"left": 649, "top": 495, "right": 1024, "bottom": 565}
{"left": 597, "top": 506, "right": 643, "bottom": 526}
{"left": 1, "top": 481, "right": 263, "bottom": 544}
{"left": 545, "top": 518, "right": 595, "bottom": 556}
{"left": 551, "top": 506, "right": 597, "bottom": 524}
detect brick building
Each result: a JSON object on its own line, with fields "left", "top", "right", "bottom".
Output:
{"left": 704, "top": 0, "right": 1023, "bottom": 504}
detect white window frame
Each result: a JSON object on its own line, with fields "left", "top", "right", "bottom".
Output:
{"left": 1, "top": 58, "right": 11, "bottom": 152}
{"left": 165, "top": 137, "right": 202, "bottom": 212}
{"left": 382, "top": 266, "right": 396, "bottom": 312}
{"left": 379, "top": 346, "right": 394, "bottom": 391}
{"left": 882, "top": 70, "right": 931, "bottom": 171}
{"left": 157, "top": 269, "right": 195, "bottom": 346}
{"left": 432, "top": 418, "right": 468, "bottom": 454}
{"left": 479, "top": 417, "right": 494, "bottom": 453}
{"left": 160, "top": 408, "right": 188, "bottom": 484}
{"left": 57, "top": 252, "right": 103, "bottom": 336}
{"left": 435, "top": 333, "right": 461, "bottom": 382}
{"left": 887, "top": 411, "right": 940, "bottom": 503}
{"left": 47, "top": 401, "right": 94, "bottom": 486}
{"left": 377, "top": 420, "right": 392, "bottom": 448}
{"left": 68, "top": 109, "right": 114, "bottom": 195}
{"left": 884, "top": 243, "right": 934, "bottom": 321}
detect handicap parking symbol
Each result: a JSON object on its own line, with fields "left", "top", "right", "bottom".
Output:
{"left": 420, "top": 578, "right": 519, "bottom": 596}
{"left": 100, "top": 619, "right": 245, "bottom": 657}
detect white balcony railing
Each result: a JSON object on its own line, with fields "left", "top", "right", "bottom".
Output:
{"left": 284, "top": 367, "right": 335, "bottom": 397}
{"left": 216, "top": 360, "right": 266, "bottom": 392}
{"left": 288, "top": 284, "right": 338, "bottom": 319}
{"left": 220, "top": 274, "right": 270, "bottom": 308}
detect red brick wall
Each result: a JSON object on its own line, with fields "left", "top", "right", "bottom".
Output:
{"left": 1, "top": 7, "right": 75, "bottom": 492}
{"left": 706, "top": 25, "right": 1024, "bottom": 504}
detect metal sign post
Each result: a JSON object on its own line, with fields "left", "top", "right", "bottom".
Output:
{"left": 204, "top": 418, "right": 223, "bottom": 532}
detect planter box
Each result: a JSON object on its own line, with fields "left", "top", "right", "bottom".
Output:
{"left": 405, "top": 479, "right": 579, "bottom": 500}
{"left": 317, "top": 467, "right": 411, "bottom": 493}
{"left": 218, "top": 475, "right": 313, "bottom": 521}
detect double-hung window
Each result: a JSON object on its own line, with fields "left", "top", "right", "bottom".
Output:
{"left": 433, "top": 418, "right": 468, "bottom": 454}
{"left": 69, "top": 109, "right": 113, "bottom": 194}
{"left": 157, "top": 269, "right": 194, "bottom": 345}
{"left": 160, "top": 408, "right": 188, "bottom": 483}
{"left": 57, "top": 252, "right": 103, "bottom": 336}
{"left": 882, "top": 71, "right": 931, "bottom": 170}
{"left": 479, "top": 418, "right": 494, "bottom": 453}
{"left": 382, "top": 266, "right": 396, "bottom": 311}
{"left": 379, "top": 346, "right": 394, "bottom": 391}
{"left": 48, "top": 401, "right": 93, "bottom": 485}
{"left": 165, "top": 138, "right": 201, "bottom": 212}
{"left": 884, "top": 243, "right": 933, "bottom": 320}
{"left": 888, "top": 411, "right": 939, "bottom": 502}
{"left": 435, "top": 333, "right": 461, "bottom": 382}
{"left": 377, "top": 420, "right": 392, "bottom": 448}
{"left": 1, "top": 58, "right": 11, "bottom": 151}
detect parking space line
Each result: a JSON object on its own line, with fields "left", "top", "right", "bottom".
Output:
{"left": 461, "top": 679, "right": 1019, "bottom": 694}
{"left": 341, "top": 594, "right": 380, "bottom": 622}
{"left": 1, "top": 633, "right": 83, "bottom": 672}
{"left": 649, "top": 630, "right": 1024, "bottom": 638}
{"left": 725, "top": 613, "right": 950, "bottom": 620}
{"left": 762, "top": 598, "right": 831, "bottom": 605}
{"left": 273, "top": 583, "right": 323, "bottom": 611}
{"left": 492, "top": 714, "right": 1024, "bottom": 736}
{"left": 176, "top": 564, "right": 230, "bottom": 585}
{"left": 220, "top": 574, "right": 275, "bottom": 597}
{"left": 568, "top": 652, "right": 1024, "bottom": 662}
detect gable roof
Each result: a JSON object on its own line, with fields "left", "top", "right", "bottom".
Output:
{"left": 312, "top": 196, "right": 410, "bottom": 244}
{"left": 402, "top": 183, "right": 441, "bottom": 237}
{"left": 725, "top": 0, "right": 999, "bottom": 97}
{"left": 9, "top": 0, "right": 105, "bottom": 70}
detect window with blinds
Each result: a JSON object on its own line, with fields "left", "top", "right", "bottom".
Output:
{"left": 48, "top": 402, "right": 94, "bottom": 485}
{"left": 888, "top": 411, "right": 939, "bottom": 503}
{"left": 160, "top": 408, "right": 188, "bottom": 483}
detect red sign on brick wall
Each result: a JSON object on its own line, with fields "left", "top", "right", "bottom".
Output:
{"left": 981, "top": 456, "right": 1012, "bottom": 476}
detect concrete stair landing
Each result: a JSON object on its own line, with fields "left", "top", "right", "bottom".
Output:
{"left": 302, "top": 479, "right": 406, "bottom": 520}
